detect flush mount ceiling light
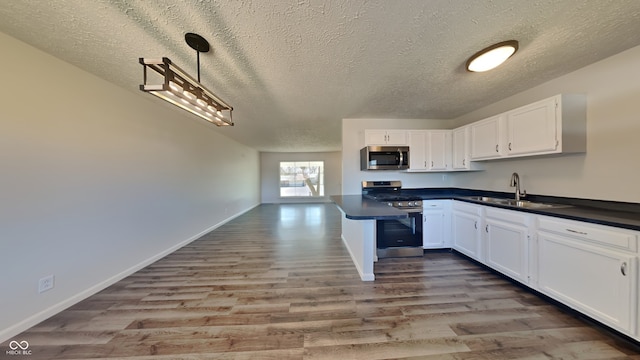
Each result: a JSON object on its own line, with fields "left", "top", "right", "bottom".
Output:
{"left": 466, "top": 40, "right": 519, "bottom": 72}
{"left": 140, "top": 33, "right": 233, "bottom": 126}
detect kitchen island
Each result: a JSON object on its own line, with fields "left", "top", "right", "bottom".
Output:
{"left": 331, "top": 195, "right": 407, "bottom": 280}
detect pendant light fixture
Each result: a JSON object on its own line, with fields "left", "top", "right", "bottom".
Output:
{"left": 466, "top": 40, "right": 519, "bottom": 72}
{"left": 139, "top": 33, "right": 233, "bottom": 126}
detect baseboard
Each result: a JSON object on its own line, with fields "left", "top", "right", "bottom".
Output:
{"left": 0, "top": 203, "right": 260, "bottom": 343}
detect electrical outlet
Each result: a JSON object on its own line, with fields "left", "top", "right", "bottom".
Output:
{"left": 38, "top": 275, "right": 54, "bottom": 293}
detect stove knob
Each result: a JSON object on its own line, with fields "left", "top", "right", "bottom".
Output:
{"left": 408, "top": 201, "right": 414, "bottom": 207}
{"left": 387, "top": 202, "right": 393, "bottom": 207}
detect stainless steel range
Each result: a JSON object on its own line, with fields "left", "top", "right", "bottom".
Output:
{"left": 362, "top": 181, "right": 423, "bottom": 258}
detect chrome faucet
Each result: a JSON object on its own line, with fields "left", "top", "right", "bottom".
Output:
{"left": 510, "top": 172, "right": 527, "bottom": 201}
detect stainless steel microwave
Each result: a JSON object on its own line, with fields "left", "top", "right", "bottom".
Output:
{"left": 360, "top": 146, "right": 410, "bottom": 170}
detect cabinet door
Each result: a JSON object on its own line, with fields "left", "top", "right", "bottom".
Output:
{"left": 364, "top": 130, "right": 388, "bottom": 145}
{"left": 506, "top": 96, "right": 558, "bottom": 156}
{"left": 423, "top": 211, "right": 445, "bottom": 248}
{"left": 538, "top": 232, "right": 636, "bottom": 333}
{"left": 407, "top": 131, "right": 427, "bottom": 170}
{"left": 470, "top": 115, "right": 504, "bottom": 160}
{"left": 485, "top": 217, "right": 529, "bottom": 283}
{"left": 452, "top": 211, "right": 481, "bottom": 260}
{"left": 452, "top": 127, "right": 469, "bottom": 170}
{"left": 385, "top": 130, "right": 407, "bottom": 145}
{"left": 365, "top": 130, "right": 407, "bottom": 145}
{"left": 423, "top": 201, "right": 450, "bottom": 248}
{"left": 428, "top": 131, "right": 451, "bottom": 170}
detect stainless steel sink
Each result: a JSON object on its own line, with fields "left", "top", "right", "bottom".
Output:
{"left": 463, "top": 196, "right": 572, "bottom": 209}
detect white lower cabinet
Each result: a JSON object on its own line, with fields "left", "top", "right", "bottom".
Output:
{"left": 451, "top": 202, "right": 483, "bottom": 261}
{"left": 536, "top": 216, "right": 638, "bottom": 335}
{"left": 484, "top": 208, "right": 531, "bottom": 284}
{"left": 448, "top": 201, "right": 639, "bottom": 340}
{"left": 422, "top": 200, "right": 450, "bottom": 249}
{"left": 451, "top": 201, "right": 640, "bottom": 340}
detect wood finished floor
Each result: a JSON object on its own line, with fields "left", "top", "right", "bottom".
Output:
{"left": 4, "top": 203, "right": 640, "bottom": 359}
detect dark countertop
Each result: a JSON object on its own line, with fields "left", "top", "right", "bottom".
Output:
{"left": 330, "top": 195, "right": 408, "bottom": 220}
{"left": 455, "top": 196, "right": 640, "bottom": 231}
{"left": 426, "top": 188, "right": 640, "bottom": 231}
{"left": 332, "top": 188, "right": 640, "bottom": 231}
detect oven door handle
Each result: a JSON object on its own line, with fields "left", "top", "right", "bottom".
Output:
{"left": 411, "top": 215, "right": 416, "bottom": 234}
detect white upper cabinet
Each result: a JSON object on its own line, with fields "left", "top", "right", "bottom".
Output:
{"left": 406, "top": 130, "right": 452, "bottom": 172}
{"left": 427, "top": 130, "right": 452, "bottom": 170}
{"left": 365, "top": 94, "right": 585, "bottom": 169}
{"left": 470, "top": 114, "right": 505, "bottom": 160}
{"left": 505, "top": 94, "right": 586, "bottom": 157}
{"left": 506, "top": 96, "right": 558, "bottom": 156}
{"left": 365, "top": 129, "right": 407, "bottom": 146}
{"left": 452, "top": 126, "right": 483, "bottom": 170}
{"left": 407, "top": 130, "right": 427, "bottom": 170}
{"left": 452, "top": 126, "right": 469, "bottom": 169}
{"left": 469, "top": 94, "right": 586, "bottom": 161}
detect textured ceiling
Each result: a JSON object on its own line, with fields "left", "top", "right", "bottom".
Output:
{"left": 2, "top": 1, "right": 640, "bottom": 152}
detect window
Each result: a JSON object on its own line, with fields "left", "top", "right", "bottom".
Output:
{"left": 279, "top": 161, "right": 324, "bottom": 197}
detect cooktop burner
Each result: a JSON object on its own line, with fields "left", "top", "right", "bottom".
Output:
{"left": 368, "top": 194, "right": 422, "bottom": 202}
{"left": 362, "top": 180, "right": 422, "bottom": 209}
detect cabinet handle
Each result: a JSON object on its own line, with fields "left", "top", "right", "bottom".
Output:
{"left": 463, "top": 159, "right": 466, "bottom": 166}
{"left": 474, "top": 221, "right": 478, "bottom": 230}
{"left": 566, "top": 228, "right": 588, "bottom": 236}
{"left": 485, "top": 224, "right": 489, "bottom": 233}
{"left": 621, "top": 262, "right": 628, "bottom": 276}
{"left": 508, "top": 142, "right": 512, "bottom": 151}
{"left": 495, "top": 144, "right": 499, "bottom": 152}
{"left": 431, "top": 161, "right": 434, "bottom": 167}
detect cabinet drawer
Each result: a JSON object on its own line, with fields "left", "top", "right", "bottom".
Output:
{"left": 453, "top": 201, "right": 483, "bottom": 215}
{"left": 538, "top": 216, "right": 638, "bottom": 252}
{"left": 423, "top": 201, "right": 445, "bottom": 210}
{"left": 486, "top": 207, "right": 530, "bottom": 225}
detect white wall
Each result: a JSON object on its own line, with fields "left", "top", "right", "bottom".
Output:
{"left": 341, "top": 118, "right": 450, "bottom": 194}
{"left": 449, "top": 44, "right": 640, "bottom": 203}
{"left": 261, "top": 151, "right": 342, "bottom": 203}
{"left": 340, "top": 217, "right": 375, "bottom": 281}
{"left": 0, "top": 32, "right": 260, "bottom": 341}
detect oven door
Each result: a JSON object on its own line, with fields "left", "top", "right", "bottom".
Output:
{"left": 376, "top": 210, "right": 423, "bottom": 249}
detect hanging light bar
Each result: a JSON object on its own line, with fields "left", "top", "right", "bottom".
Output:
{"left": 139, "top": 33, "right": 233, "bottom": 126}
